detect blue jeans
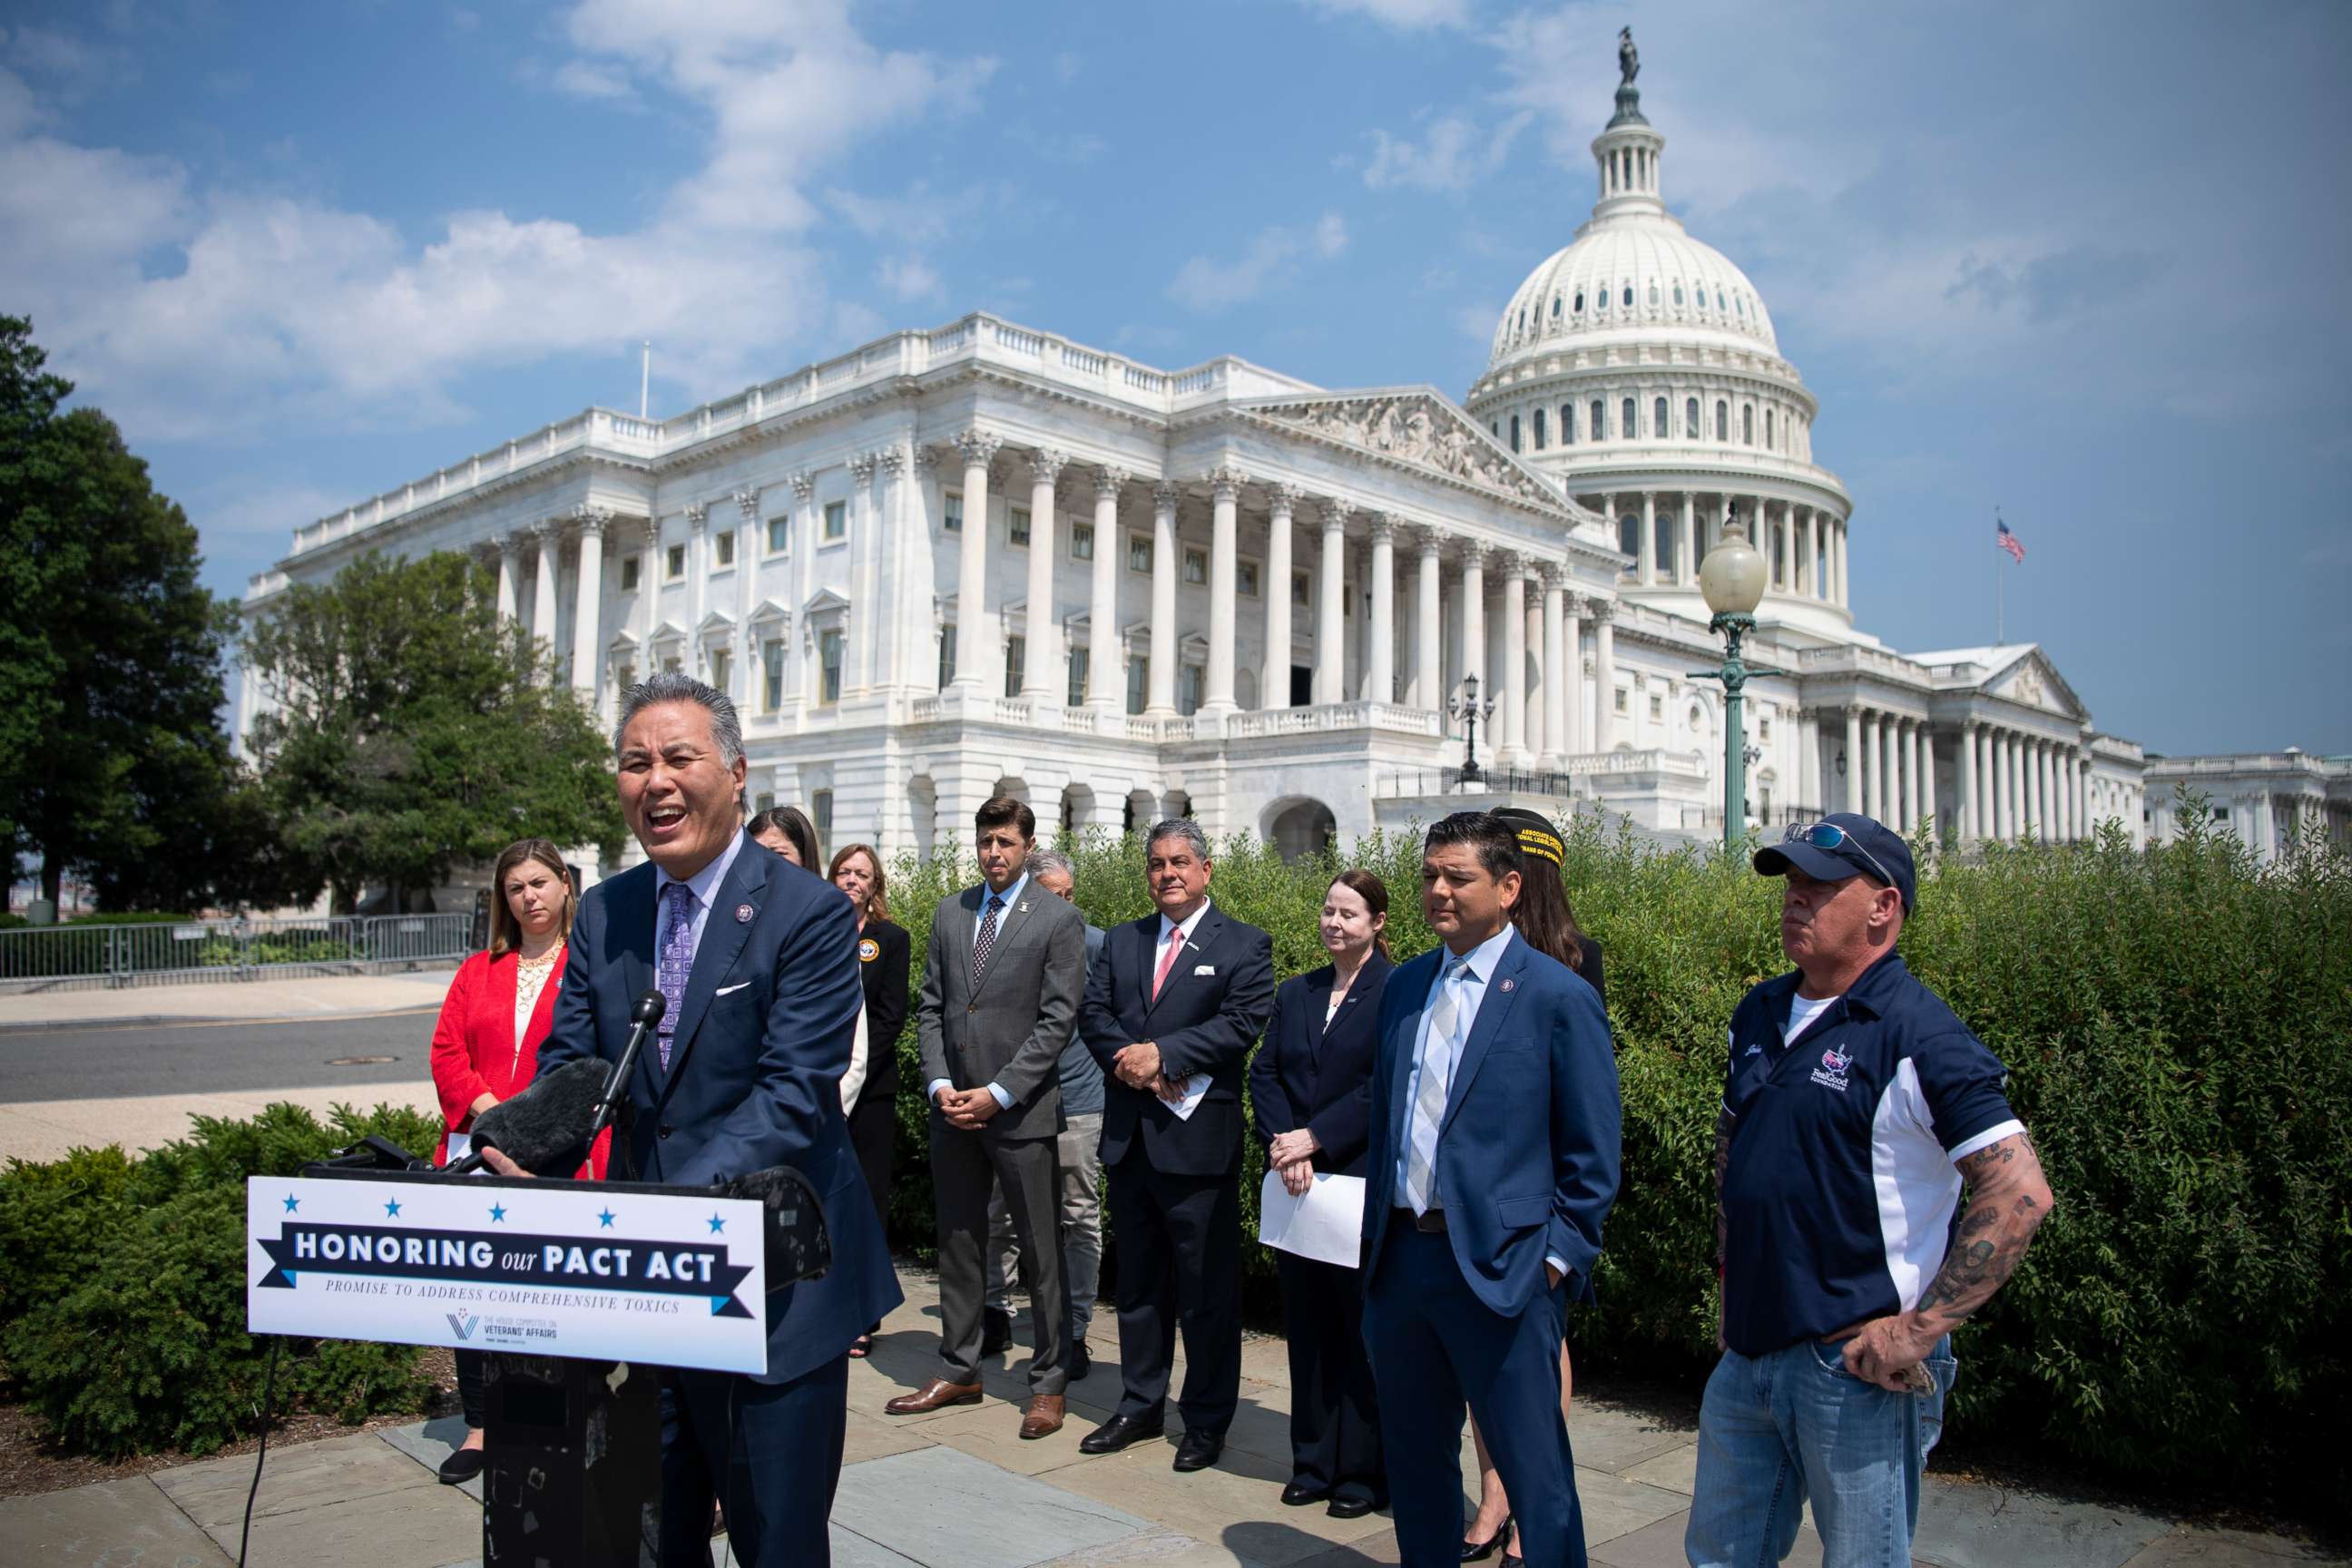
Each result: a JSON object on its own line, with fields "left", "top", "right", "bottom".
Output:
{"left": 1684, "top": 1335, "right": 1955, "bottom": 1568}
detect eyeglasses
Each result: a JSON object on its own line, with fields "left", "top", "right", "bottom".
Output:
{"left": 1786, "top": 820, "right": 1897, "bottom": 893}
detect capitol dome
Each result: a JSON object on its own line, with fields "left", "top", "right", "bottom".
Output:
{"left": 1463, "top": 41, "right": 1857, "bottom": 643}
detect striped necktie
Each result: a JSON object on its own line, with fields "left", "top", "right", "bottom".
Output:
{"left": 1404, "top": 958, "right": 1472, "bottom": 1215}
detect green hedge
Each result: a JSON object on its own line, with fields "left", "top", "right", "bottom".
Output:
{"left": 877, "top": 811, "right": 2350, "bottom": 1498}
{"left": 0, "top": 1102, "right": 444, "bottom": 1458}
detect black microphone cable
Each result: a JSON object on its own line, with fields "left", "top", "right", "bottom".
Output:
{"left": 237, "top": 1335, "right": 284, "bottom": 1568}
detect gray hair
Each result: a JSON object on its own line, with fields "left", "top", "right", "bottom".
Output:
{"left": 1027, "top": 849, "right": 1076, "bottom": 883}
{"left": 612, "top": 671, "right": 743, "bottom": 766}
{"left": 1146, "top": 818, "right": 1211, "bottom": 862}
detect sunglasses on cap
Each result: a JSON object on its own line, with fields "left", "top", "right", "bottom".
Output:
{"left": 1785, "top": 819, "right": 1897, "bottom": 894}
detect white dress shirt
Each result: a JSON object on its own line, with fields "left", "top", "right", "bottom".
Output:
{"left": 654, "top": 828, "right": 749, "bottom": 965}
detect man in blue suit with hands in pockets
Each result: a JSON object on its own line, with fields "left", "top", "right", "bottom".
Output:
{"left": 493, "top": 671, "right": 901, "bottom": 1568}
{"left": 1362, "top": 810, "right": 1622, "bottom": 1567}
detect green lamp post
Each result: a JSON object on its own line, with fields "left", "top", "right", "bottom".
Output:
{"left": 1693, "top": 505, "right": 1772, "bottom": 849}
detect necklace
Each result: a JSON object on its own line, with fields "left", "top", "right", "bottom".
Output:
{"left": 511, "top": 940, "right": 564, "bottom": 1079}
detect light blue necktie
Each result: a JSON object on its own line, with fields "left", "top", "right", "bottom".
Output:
{"left": 1404, "top": 959, "right": 1472, "bottom": 1214}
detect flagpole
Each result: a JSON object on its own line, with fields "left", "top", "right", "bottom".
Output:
{"left": 1994, "top": 505, "right": 2004, "bottom": 645}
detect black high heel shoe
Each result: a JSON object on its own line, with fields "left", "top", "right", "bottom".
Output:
{"left": 1460, "top": 1512, "right": 1512, "bottom": 1563}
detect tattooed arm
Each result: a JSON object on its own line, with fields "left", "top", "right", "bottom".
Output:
{"left": 1843, "top": 1130, "right": 2055, "bottom": 1391}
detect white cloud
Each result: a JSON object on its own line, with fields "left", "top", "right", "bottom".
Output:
{"left": 878, "top": 256, "right": 942, "bottom": 302}
{"left": 1298, "top": 0, "right": 1470, "bottom": 31}
{"left": 0, "top": 5, "right": 985, "bottom": 440}
{"left": 1168, "top": 211, "right": 1349, "bottom": 313}
{"left": 1363, "top": 111, "right": 1525, "bottom": 191}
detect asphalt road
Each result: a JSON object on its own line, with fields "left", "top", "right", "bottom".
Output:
{"left": 0, "top": 1008, "right": 445, "bottom": 1102}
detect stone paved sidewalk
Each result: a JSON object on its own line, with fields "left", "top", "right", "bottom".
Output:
{"left": 0, "top": 1266, "right": 2335, "bottom": 1567}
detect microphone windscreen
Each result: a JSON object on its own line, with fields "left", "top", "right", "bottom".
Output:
{"left": 472, "top": 1058, "right": 611, "bottom": 1176}
{"left": 720, "top": 1166, "right": 832, "bottom": 1288}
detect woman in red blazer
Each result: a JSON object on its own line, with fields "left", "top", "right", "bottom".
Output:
{"left": 426, "top": 837, "right": 609, "bottom": 1484}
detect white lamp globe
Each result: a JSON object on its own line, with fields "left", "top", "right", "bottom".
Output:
{"left": 1699, "top": 514, "right": 1769, "bottom": 616}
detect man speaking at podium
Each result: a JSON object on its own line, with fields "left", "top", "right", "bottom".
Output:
{"left": 488, "top": 671, "right": 901, "bottom": 1568}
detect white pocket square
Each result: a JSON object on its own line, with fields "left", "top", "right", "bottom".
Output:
{"left": 715, "top": 981, "right": 752, "bottom": 995}
{"left": 1192, "top": 964, "right": 1216, "bottom": 976}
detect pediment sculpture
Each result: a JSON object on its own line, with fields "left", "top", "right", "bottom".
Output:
{"left": 1254, "top": 395, "right": 1557, "bottom": 506}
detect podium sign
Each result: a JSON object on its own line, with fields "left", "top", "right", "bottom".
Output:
{"left": 247, "top": 1175, "right": 769, "bottom": 1373}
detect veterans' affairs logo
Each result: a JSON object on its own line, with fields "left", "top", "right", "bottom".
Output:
{"left": 446, "top": 1309, "right": 479, "bottom": 1341}
{"left": 858, "top": 937, "right": 880, "bottom": 964}
{"left": 1809, "top": 1044, "right": 1853, "bottom": 1093}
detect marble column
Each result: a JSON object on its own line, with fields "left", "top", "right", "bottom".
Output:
{"left": 2038, "top": 742, "right": 2055, "bottom": 838}
{"left": 1679, "top": 493, "right": 1697, "bottom": 586}
{"left": 1365, "top": 514, "right": 1397, "bottom": 707}
{"left": 1203, "top": 466, "right": 1240, "bottom": 713}
{"left": 1147, "top": 481, "right": 1180, "bottom": 715}
{"left": 532, "top": 521, "right": 562, "bottom": 678}
{"left": 1541, "top": 565, "right": 1566, "bottom": 767}
{"left": 2009, "top": 732, "right": 2027, "bottom": 841}
{"left": 1958, "top": 726, "right": 1978, "bottom": 841}
{"left": 1459, "top": 543, "right": 1488, "bottom": 696}
{"left": 1861, "top": 710, "right": 1881, "bottom": 824}
{"left": 1877, "top": 712, "right": 1896, "bottom": 825}
{"left": 1591, "top": 596, "right": 1615, "bottom": 751}
{"left": 1499, "top": 554, "right": 1527, "bottom": 760}
{"left": 1024, "top": 450, "right": 1067, "bottom": 702}
{"left": 495, "top": 536, "right": 520, "bottom": 622}
{"left": 1262, "top": 485, "right": 1296, "bottom": 710}
{"left": 1898, "top": 720, "right": 1917, "bottom": 828}
{"left": 1638, "top": 492, "right": 1656, "bottom": 584}
{"left": 1315, "top": 501, "right": 1346, "bottom": 705}
{"left": 569, "top": 506, "right": 607, "bottom": 696}
{"left": 1414, "top": 526, "right": 1443, "bottom": 711}
{"left": 1601, "top": 493, "right": 1618, "bottom": 573}
{"left": 1090, "top": 467, "right": 1127, "bottom": 717}
{"left": 1563, "top": 593, "right": 1587, "bottom": 752}
{"left": 954, "top": 430, "right": 1000, "bottom": 691}
{"left": 1845, "top": 706, "right": 1866, "bottom": 814}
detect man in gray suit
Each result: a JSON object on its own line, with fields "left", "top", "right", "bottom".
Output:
{"left": 887, "top": 796, "right": 1088, "bottom": 1439}
{"left": 984, "top": 849, "right": 1110, "bottom": 1381}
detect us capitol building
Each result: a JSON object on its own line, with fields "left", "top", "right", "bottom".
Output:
{"left": 237, "top": 49, "right": 2347, "bottom": 878}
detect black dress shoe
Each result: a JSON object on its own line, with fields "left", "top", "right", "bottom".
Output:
{"left": 436, "top": 1445, "right": 485, "bottom": 1485}
{"left": 1171, "top": 1430, "right": 1223, "bottom": 1473}
{"left": 1461, "top": 1512, "right": 1512, "bottom": 1563}
{"left": 1077, "top": 1412, "right": 1164, "bottom": 1455}
{"left": 1066, "top": 1341, "right": 1091, "bottom": 1380}
{"left": 980, "top": 1306, "right": 1014, "bottom": 1357}
{"left": 1327, "top": 1491, "right": 1384, "bottom": 1520}
{"left": 1280, "top": 1480, "right": 1331, "bottom": 1507}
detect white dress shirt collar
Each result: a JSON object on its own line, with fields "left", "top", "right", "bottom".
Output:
{"left": 656, "top": 828, "right": 747, "bottom": 911}
{"left": 1157, "top": 896, "right": 1213, "bottom": 947}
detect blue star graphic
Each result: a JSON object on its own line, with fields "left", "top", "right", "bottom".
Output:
{"left": 598, "top": 1208, "right": 617, "bottom": 1229}
{"left": 384, "top": 1199, "right": 402, "bottom": 1218}
{"left": 488, "top": 1203, "right": 508, "bottom": 1223}
{"left": 707, "top": 1212, "right": 726, "bottom": 1234}
{"left": 282, "top": 1194, "right": 300, "bottom": 1213}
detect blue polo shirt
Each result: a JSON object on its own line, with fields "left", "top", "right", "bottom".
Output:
{"left": 1718, "top": 950, "right": 2022, "bottom": 1358}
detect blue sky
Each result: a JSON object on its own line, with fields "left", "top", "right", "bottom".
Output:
{"left": 3, "top": 0, "right": 2345, "bottom": 757}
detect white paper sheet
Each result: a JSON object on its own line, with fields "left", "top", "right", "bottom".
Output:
{"left": 443, "top": 1132, "right": 471, "bottom": 1166}
{"left": 1159, "top": 1073, "right": 1210, "bottom": 1122}
{"left": 1258, "top": 1170, "right": 1367, "bottom": 1269}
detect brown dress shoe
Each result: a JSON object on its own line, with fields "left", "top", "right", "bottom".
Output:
{"left": 884, "top": 1377, "right": 982, "bottom": 1416}
{"left": 1018, "top": 1394, "right": 1066, "bottom": 1440}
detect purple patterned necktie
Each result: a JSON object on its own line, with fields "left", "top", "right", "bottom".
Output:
{"left": 972, "top": 893, "right": 1005, "bottom": 984}
{"left": 656, "top": 881, "right": 696, "bottom": 1069}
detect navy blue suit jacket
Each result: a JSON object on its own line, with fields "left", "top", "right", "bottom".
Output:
{"left": 1362, "top": 931, "right": 1622, "bottom": 1316}
{"left": 1248, "top": 954, "right": 1392, "bottom": 1179}
{"left": 535, "top": 838, "right": 903, "bottom": 1384}
{"left": 1080, "top": 904, "right": 1277, "bottom": 1178}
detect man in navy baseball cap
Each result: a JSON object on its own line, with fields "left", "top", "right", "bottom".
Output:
{"left": 1689, "top": 810, "right": 2053, "bottom": 1567}
{"left": 1751, "top": 812, "right": 1916, "bottom": 914}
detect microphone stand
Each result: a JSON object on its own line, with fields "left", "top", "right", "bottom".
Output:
{"left": 585, "top": 994, "right": 667, "bottom": 1151}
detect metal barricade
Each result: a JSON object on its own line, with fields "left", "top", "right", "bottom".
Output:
{"left": 0, "top": 913, "right": 475, "bottom": 993}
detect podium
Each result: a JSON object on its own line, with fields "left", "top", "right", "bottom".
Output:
{"left": 247, "top": 1142, "right": 826, "bottom": 1568}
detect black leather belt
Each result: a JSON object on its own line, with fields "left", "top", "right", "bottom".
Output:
{"left": 1394, "top": 1207, "right": 1447, "bottom": 1233}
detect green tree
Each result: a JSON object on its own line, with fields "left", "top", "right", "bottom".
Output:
{"left": 241, "top": 550, "right": 624, "bottom": 911}
{"left": 0, "top": 317, "right": 247, "bottom": 908}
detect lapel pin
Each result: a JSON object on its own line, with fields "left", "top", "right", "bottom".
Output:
{"left": 1500, "top": 977, "right": 1517, "bottom": 993}
{"left": 735, "top": 903, "right": 755, "bottom": 924}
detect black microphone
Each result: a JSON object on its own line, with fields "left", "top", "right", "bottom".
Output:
{"left": 443, "top": 1059, "right": 611, "bottom": 1175}
{"left": 585, "top": 990, "right": 667, "bottom": 1150}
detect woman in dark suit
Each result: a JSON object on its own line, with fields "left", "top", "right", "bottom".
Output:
{"left": 829, "top": 840, "right": 907, "bottom": 1359}
{"left": 1250, "top": 868, "right": 1394, "bottom": 1520}
{"left": 1463, "top": 808, "right": 1607, "bottom": 1562}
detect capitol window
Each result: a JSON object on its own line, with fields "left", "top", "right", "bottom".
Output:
{"left": 1619, "top": 513, "right": 1640, "bottom": 559}
{"left": 1573, "top": 290, "right": 1584, "bottom": 313}
{"left": 1067, "top": 646, "right": 1089, "bottom": 707}
{"left": 708, "top": 647, "right": 730, "bottom": 696}
{"left": 936, "top": 624, "right": 956, "bottom": 689}
{"left": 1622, "top": 283, "right": 1632, "bottom": 308}
{"left": 1071, "top": 521, "right": 1094, "bottom": 561}
{"left": 1648, "top": 282, "right": 1659, "bottom": 308}
{"left": 620, "top": 554, "right": 641, "bottom": 592}
{"left": 1533, "top": 407, "right": 1546, "bottom": 449}
{"left": 714, "top": 529, "right": 735, "bottom": 569}
{"left": 1126, "top": 655, "right": 1147, "bottom": 715}
{"left": 1552, "top": 295, "right": 1562, "bottom": 318}
{"left": 1654, "top": 397, "right": 1668, "bottom": 436}
{"left": 1009, "top": 506, "right": 1031, "bottom": 547}
{"left": 1179, "top": 662, "right": 1203, "bottom": 716}
{"left": 762, "top": 639, "right": 785, "bottom": 710}
{"left": 1715, "top": 400, "right": 1729, "bottom": 441}
{"left": 1509, "top": 415, "right": 1521, "bottom": 453}
{"left": 1717, "top": 288, "right": 1728, "bottom": 311}
{"left": 1004, "top": 636, "right": 1024, "bottom": 699}
{"left": 1674, "top": 281, "right": 1685, "bottom": 307}
{"left": 1685, "top": 397, "right": 1700, "bottom": 438}
{"left": 1183, "top": 546, "right": 1207, "bottom": 585}
{"left": 1765, "top": 409, "right": 1775, "bottom": 448}
{"left": 1561, "top": 404, "right": 1575, "bottom": 444}
{"left": 1591, "top": 399, "right": 1606, "bottom": 439}
{"left": 1128, "top": 533, "right": 1152, "bottom": 573}
{"left": 665, "top": 544, "right": 686, "bottom": 581}
{"left": 767, "top": 515, "right": 789, "bottom": 554}
{"left": 1655, "top": 512, "right": 1675, "bottom": 573}
{"left": 1293, "top": 570, "right": 1311, "bottom": 606}
{"left": 1743, "top": 405, "right": 1755, "bottom": 445}
{"left": 818, "top": 629, "right": 844, "bottom": 704}
{"left": 1622, "top": 397, "right": 1636, "bottom": 437}
{"left": 943, "top": 491, "right": 962, "bottom": 533}
{"left": 823, "top": 501, "right": 846, "bottom": 542}
{"left": 1239, "top": 559, "right": 1260, "bottom": 597}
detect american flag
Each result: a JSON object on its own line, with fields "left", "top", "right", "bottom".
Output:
{"left": 1995, "top": 515, "right": 2026, "bottom": 563}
